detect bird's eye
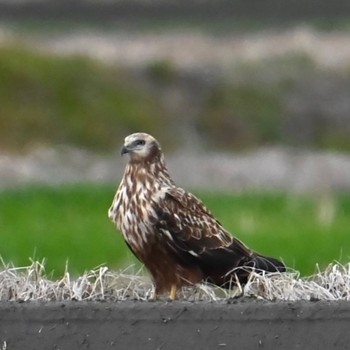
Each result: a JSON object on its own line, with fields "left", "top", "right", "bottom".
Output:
{"left": 136, "top": 140, "right": 146, "bottom": 146}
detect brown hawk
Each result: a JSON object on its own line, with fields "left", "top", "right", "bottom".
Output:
{"left": 108, "top": 132, "right": 285, "bottom": 299}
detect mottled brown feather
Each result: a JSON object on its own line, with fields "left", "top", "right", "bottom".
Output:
{"left": 108, "top": 133, "right": 285, "bottom": 297}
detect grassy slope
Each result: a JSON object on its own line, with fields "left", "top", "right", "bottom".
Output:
{"left": 0, "top": 45, "right": 167, "bottom": 152}
{"left": 0, "top": 185, "right": 127, "bottom": 276}
{"left": 0, "top": 185, "right": 349, "bottom": 277}
{"left": 1, "top": 44, "right": 350, "bottom": 153}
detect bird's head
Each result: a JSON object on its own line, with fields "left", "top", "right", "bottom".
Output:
{"left": 121, "top": 132, "right": 162, "bottom": 162}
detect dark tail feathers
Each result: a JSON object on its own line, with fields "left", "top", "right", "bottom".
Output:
{"left": 249, "top": 254, "right": 286, "bottom": 273}
{"left": 229, "top": 253, "right": 286, "bottom": 286}
{"left": 211, "top": 253, "right": 286, "bottom": 288}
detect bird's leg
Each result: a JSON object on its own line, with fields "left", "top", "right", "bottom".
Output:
{"left": 169, "top": 285, "right": 177, "bottom": 300}
{"left": 149, "top": 287, "right": 158, "bottom": 301}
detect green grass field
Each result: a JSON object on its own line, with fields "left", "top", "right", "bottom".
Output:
{"left": 0, "top": 185, "right": 349, "bottom": 277}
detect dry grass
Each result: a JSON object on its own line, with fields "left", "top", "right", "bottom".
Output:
{"left": 0, "top": 259, "right": 349, "bottom": 302}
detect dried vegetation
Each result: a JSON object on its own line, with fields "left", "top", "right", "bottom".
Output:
{"left": 0, "top": 259, "right": 349, "bottom": 302}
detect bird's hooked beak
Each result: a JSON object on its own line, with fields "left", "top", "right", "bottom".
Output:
{"left": 120, "top": 145, "right": 130, "bottom": 155}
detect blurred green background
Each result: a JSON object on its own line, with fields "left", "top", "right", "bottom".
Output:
{"left": 0, "top": 1, "right": 350, "bottom": 277}
{"left": 1, "top": 44, "right": 350, "bottom": 153}
{"left": 0, "top": 185, "right": 349, "bottom": 276}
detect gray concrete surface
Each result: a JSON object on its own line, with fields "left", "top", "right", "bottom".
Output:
{"left": 0, "top": 300, "right": 349, "bottom": 349}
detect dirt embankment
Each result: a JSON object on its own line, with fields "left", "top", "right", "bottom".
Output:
{"left": 0, "top": 300, "right": 349, "bottom": 349}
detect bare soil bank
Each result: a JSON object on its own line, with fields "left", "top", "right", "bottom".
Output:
{"left": 0, "top": 300, "right": 349, "bottom": 350}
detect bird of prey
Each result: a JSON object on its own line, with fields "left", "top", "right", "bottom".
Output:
{"left": 108, "top": 132, "right": 285, "bottom": 299}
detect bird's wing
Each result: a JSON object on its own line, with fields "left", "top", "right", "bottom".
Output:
{"left": 152, "top": 186, "right": 252, "bottom": 269}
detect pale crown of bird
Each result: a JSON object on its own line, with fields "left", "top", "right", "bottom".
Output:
{"left": 121, "top": 132, "right": 161, "bottom": 162}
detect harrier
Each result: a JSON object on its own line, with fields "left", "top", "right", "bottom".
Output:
{"left": 108, "top": 133, "right": 285, "bottom": 299}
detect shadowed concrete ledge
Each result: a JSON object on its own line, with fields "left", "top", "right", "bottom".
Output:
{"left": 0, "top": 300, "right": 349, "bottom": 349}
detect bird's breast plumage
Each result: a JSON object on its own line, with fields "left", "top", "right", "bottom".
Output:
{"left": 108, "top": 163, "right": 169, "bottom": 255}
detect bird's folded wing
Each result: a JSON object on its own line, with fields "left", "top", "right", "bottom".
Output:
{"left": 152, "top": 186, "right": 251, "bottom": 267}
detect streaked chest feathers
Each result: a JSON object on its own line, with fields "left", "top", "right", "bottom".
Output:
{"left": 108, "top": 162, "right": 172, "bottom": 251}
